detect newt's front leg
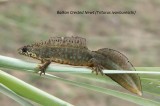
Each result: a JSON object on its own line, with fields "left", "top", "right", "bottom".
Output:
{"left": 38, "top": 60, "right": 51, "bottom": 76}
{"left": 88, "top": 58, "right": 104, "bottom": 75}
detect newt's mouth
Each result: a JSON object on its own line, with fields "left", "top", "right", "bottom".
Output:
{"left": 18, "top": 46, "right": 28, "bottom": 55}
{"left": 18, "top": 47, "right": 37, "bottom": 58}
{"left": 18, "top": 49, "right": 27, "bottom": 56}
{"left": 17, "top": 48, "right": 23, "bottom": 55}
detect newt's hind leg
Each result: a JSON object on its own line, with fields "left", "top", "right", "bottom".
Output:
{"left": 88, "top": 58, "right": 104, "bottom": 75}
{"left": 36, "top": 60, "right": 51, "bottom": 76}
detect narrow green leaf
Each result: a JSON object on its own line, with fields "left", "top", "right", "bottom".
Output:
{"left": 43, "top": 73, "right": 160, "bottom": 106}
{"left": 136, "top": 67, "right": 160, "bottom": 80}
{"left": 0, "top": 84, "right": 33, "bottom": 106}
{"left": 0, "top": 55, "right": 160, "bottom": 105}
{"left": 141, "top": 78, "right": 160, "bottom": 96}
{"left": 74, "top": 73, "right": 160, "bottom": 96}
{"left": 0, "top": 70, "right": 73, "bottom": 106}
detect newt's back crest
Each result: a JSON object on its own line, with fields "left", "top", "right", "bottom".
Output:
{"left": 33, "top": 36, "right": 87, "bottom": 49}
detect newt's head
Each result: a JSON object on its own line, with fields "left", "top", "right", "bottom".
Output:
{"left": 18, "top": 45, "right": 37, "bottom": 58}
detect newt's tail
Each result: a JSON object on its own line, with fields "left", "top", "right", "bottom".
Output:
{"left": 94, "top": 48, "right": 142, "bottom": 96}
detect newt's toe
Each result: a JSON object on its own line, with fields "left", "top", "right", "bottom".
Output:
{"left": 91, "top": 65, "right": 104, "bottom": 75}
{"left": 38, "top": 66, "right": 46, "bottom": 76}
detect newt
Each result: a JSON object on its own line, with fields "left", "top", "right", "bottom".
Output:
{"left": 18, "top": 36, "right": 142, "bottom": 96}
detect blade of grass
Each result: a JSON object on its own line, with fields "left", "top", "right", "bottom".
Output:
{"left": 0, "top": 55, "right": 160, "bottom": 75}
{"left": 0, "top": 70, "right": 73, "bottom": 106}
{"left": 141, "top": 78, "right": 160, "bottom": 96}
{"left": 136, "top": 67, "right": 160, "bottom": 80}
{"left": 0, "top": 55, "right": 160, "bottom": 105}
{"left": 0, "top": 83, "right": 33, "bottom": 106}
{"left": 42, "top": 73, "right": 160, "bottom": 106}
{"left": 73, "top": 74, "right": 160, "bottom": 96}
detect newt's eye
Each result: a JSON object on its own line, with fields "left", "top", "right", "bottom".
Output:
{"left": 22, "top": 47, "right": 28, "bottom": 53}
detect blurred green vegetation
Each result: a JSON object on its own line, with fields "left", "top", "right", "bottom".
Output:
{"left": 0, "top": 0, "right": 160, "bottom": 106}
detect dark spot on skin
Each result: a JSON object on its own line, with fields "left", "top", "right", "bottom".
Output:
{"left": 22, "top": 47, "right": 28, "bottom": 52}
